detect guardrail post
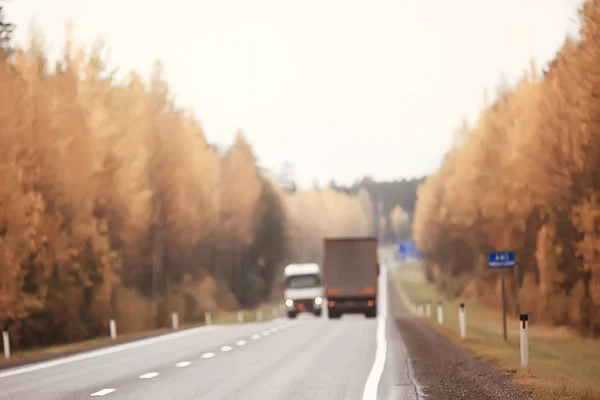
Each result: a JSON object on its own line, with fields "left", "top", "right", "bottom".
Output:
{"left": 171, "top": 311, "right": 179, "bottom": 330}
{"left": 205, "top": 312, "right": 212, "bottom": 325}
{"left": 237, "top": 311, "right": 243, "bottom": 323}
{"left": 520, "top": 314, "right": 529, "bottom": 368}
{"left": 109, "top": 317, "right": 117, "bottom": 339}
{"left": 437, "top": 301, "right": 443, "bottom": 325}
{"left": 426, "top": 301, "right": 431, "bottom": 317}
{"left": 2, "top": 331, "right": 10, "bottom": 359}
{"left": 459, "top": 303, "right": 466, "bottom": 339}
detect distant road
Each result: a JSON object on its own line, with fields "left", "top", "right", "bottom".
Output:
{"left": 0, "top": 264, "right": 529, "bottom": 400}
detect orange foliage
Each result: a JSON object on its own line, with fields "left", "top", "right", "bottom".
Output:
{"left": 0, "top": 23, "right": 376, "bottom": 347}
{"left": 414, "top": 0, "right": 600, "bottom": 335}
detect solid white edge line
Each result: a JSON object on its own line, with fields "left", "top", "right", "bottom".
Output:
{"left": 139, "top": 372, "right": 159, "bottom": 379}
{"left": 0, "top": 325, "right": 219, "bottom": 379}
{"left": 90, "top": 388, "right": 116, "bottom": 396}
{"left": 361, "top": 267, "right": 388, "bottom": 400}
{"left": 361, "top": 316, "right": 387, "bottom": 400}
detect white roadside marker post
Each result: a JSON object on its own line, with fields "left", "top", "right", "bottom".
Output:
{"left": 172, "top": 311, "right": 179, "bottom": 330}
{"left": 437, "top": 301, "right": 444, "bottom": 325}
{"left": 520, "top": 314, "right": 529, "bottom": 368}
{"left": 2, "top": 330, "right": 10, "bottom": 359}
{"left": 417, "top": 305, "right": 424, "bottom": 317}
{"left": 257, "top": 310, "right": 262, "bottom": 321}
{"left": 459, "top": 303, "right": 466, "bottom": 339}
{"left": 426, "top": 300, "right": 431, "bottom": 317}
{"left": 205, "top": 312, "right": 212, "bottom": 325}
{"left": 109, "top": 317, "right": 117, "bottom": 340}
{"left": 237, "top": 311, "right": 243, "bottom": 323}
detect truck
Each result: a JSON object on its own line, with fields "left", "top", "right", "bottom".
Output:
{"left": 283, "top": 263, "right": 324, "bottom": 319}
{"left": 323, "top": 237, "right": 379, "bottom": 319}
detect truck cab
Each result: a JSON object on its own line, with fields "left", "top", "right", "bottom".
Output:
{"left": 284, "top": 263, "right": 324, "bottom": 319}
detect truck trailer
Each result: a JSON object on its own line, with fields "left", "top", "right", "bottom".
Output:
{"left": 323, "top": 237, "right": 379, "bottom": 319}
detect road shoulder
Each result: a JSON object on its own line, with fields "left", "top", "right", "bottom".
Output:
{"left": 388, "top": 279, "right": 532, "bottom": 400}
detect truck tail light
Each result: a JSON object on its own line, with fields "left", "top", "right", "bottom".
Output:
{"left": 328, "top": 300, "right": 335, "bottom": 307}
{"left": 367, "top": 300, "right": 375, "bottom": 307}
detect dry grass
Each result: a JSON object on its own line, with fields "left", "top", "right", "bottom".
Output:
{"left": 393, "top": 262, "right": 600, "bottom": 400}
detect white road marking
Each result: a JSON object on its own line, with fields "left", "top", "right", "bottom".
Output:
{"left": 236, "top": 340, "right": 246, "bottom": 346}
{"left": 261, "top": 330, "right": 270, "bottom": 336}
{"left": 90, "top": 388, "right": 116, "bottom": 396}
{"left": 175, "top": 361, "right": 191, "bottom": 368}
{"left": 251, "top": 334, "right": 261, "bottom": 340}
{"left": 139, "top": 372, "right": 159, "bottom": 379}
{"left": 221, "top": 346, "right": 232, "bottom": 352}
{"left": 201, "top": 352, "right": 215, "bottom": 359}
{"left": 362, "top": 267, "right": 389, "bottom": 400}
{"left": 271, "top": 327, "right": 278, "bottom": 332}
{"left": 0, "top": 325, "right": 219, "bottom": 379}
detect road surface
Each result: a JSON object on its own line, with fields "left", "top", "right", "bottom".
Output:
{"left": 0, "top": 265, "right": 529, "bottom": 400}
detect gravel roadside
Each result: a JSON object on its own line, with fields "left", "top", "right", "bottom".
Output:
{"left": 388, "top": 280, "right": 533, "bottom": 400}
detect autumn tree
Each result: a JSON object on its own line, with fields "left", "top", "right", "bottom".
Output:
{"left": 413, "top": 0, "right": 600, "bottom": 335}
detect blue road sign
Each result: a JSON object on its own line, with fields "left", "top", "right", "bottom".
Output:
{"left": 488, "top": 251, "right": 515, "bottom": 268}
{"left": 397, "top": 240, "right": 422, "bottom": 260}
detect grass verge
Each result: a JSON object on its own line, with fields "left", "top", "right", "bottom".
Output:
{"left": 0, "top": 301, "right": 285, "bottom": 369}
{"left": 393, "top": 262, "right": 600, "bottom": 400}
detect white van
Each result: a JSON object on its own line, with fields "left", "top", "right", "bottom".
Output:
{"left": 283, "top": 263, "right": 324, "bottom": 318}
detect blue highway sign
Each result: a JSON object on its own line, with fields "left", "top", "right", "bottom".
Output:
{"left": 488, "top": 251, "right": 515, "bottom": 268}
{"left": 397, "top": 240, "right": 422, "bottom": 260}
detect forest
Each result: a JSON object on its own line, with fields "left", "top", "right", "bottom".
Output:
{"left": 333, "top": 177, "right": 425, "bottom": 244}
{"left": 413, "top": 0, "right": 600, "bottom": 336}
{"left": 0, "top": 20, "right": 375, "bottom": 348}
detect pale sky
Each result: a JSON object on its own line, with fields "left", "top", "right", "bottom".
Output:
{"left": 4, "top": 0, "right": 583, "bottom": 189}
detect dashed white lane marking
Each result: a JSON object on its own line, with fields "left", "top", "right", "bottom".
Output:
{"left": 261, "top": 330, "right": 270, "bottom": 336}
{"left": 271, "top": 327, "right": 278, "bottom": 332}
{"left": 139, "top": 372, "right": 159, "bottom": 379}
{"left": 251, "top": 334, "right": 261, "bottom": 340}
{"left": 175, "top": 361, "right": 191, "bottom": 368}
{"left": 0, "top": 325, "right": 219, "bottom": 379}
{"left": 221, "top": 346, "right": 232, "bottom": 352}
{"left": 201, "top": 352, "right": 215, "bottom": 359}
{"left": 236, "top": 340, "right": 246, "bottom": 346}
{"left": 90, "top": 388, "right": 116, "bottom": 396}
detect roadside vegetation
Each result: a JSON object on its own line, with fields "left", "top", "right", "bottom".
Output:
{"left": 413, "top": 0, "right": 600, "bottom": 338}
{"left": 394, "top": 262, "right": 600, "bottom": 400}
{"left": 0, "top": 301, "right": 282, "bottom": 366}
{"left": 0, "top": 15, "right": 376, "bottom": 352}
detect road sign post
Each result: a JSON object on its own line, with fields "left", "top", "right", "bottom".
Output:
{"left": 488, "top": 251, "right": 516, "bottom": 342}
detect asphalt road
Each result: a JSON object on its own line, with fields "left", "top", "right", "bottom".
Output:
{"left": 0, "top": 264, "right": 531, "bottom": 400}
{"left": 0, "top": 264, "right": 425, "bottom": 400}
